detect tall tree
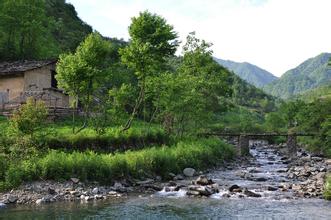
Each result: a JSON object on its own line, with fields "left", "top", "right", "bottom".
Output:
{"left": 56, "top": 32, "right": 111, "bottom": 133}
{"left": 119, "top": 10, "right": 179, "bottom": 131}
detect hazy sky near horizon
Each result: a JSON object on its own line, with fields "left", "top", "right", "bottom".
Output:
{"left": 67, "top": 0, "right": 331, "bottom": 77}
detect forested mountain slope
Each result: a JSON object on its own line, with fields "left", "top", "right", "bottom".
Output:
{"left": 214, "top": 58, "right": 277, "bottom": 88}
{"left": 263, "top": 53, "right": 331, "bottom": 99}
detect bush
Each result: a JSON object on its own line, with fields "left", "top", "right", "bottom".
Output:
{"left": 10, "top": 97, "right": 48, "bottom": 136}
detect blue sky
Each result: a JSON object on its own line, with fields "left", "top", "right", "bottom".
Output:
{"left": 67, "top": 0, "right": 331, "bottom": 76}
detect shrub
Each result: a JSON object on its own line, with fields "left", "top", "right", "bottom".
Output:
{"left": 10, "top": 97, "right": 48, "bottom": 136}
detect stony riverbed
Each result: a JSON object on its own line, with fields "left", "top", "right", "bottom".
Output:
{"left": 0, "top": 141, "right": 330, "bottom": 208}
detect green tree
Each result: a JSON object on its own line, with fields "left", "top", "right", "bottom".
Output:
{"left": 56, "top": 32, "right": 111, "bottom": 133}
{"left": 0, "top": 0, "right": 59, "bottom": 60}
{"left": 119, "top": 10, "right": 179, "bottom": 131}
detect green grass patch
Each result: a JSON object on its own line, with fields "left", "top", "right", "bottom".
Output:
{"left": 0, "top": 138, "right": 234, "bottom": 190}
{"left": 324, "top": 175, "right": 331, "bottom": 200}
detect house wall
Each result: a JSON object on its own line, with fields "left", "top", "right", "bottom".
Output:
{"left": 0, "top": 74, "right": 24, "bottom": 101}
{"left": 24, "top": 64, "right": 54, "bottom": 91}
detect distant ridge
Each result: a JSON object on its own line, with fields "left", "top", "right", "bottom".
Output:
{"left": 214, "top": 58, "right": 278, "bottom": 88}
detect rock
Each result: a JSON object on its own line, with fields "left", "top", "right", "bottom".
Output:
{"left": 311, "top": 157, "right": 323, "bottom": 162}
{"left": 8, "top": 195, "right": 18, "bottom": 203}
{"left": 84, "top": 196, "right": 94, "bottom": 201}
{"left": 70, "top": 178, "right": 80, "bottom": 184}
{"left": 167, "top": 181, "right": 177, "bottom": 187}
{"left": 229, "top": 184, "right": 241, "bottom": 192}
{"left": 174, "top": 174, "right": 184, "bottom": 181}
{"left": 243, "top": 189, "right": 261, "bottom": 197}
{"left": 232, "top": 188, "right": 242, "bottom": 193}
{"left": 195, "top": 175, "right": 214, "bottom": 186}
{"left": 80, "top": 195, "right": 85, "bottom": 200}
{"left": 136, "top": 179, "right": 154, "bottom": 185}
{"left": 0, "top": 202, "right": 5, "bottom": 208}
{"left": 183, "top": 168, "right": 196, "bottom": 177}
{"left": 168, "top": 173, "right": 176, "bottom": 178}
{"left": 325, "top": 159, "right": 331, "bottom": 165}
{"left": 186, "top": 190, "right": 200, "bottom": 196}
{"left": 114, "top": 182, "right": 123, "bottom": 189}
{"left": 92, "top": 187, "right": 99, "bottom": 194}
{"left": 36, "top": 198, "right": 46, "bottom": 204}
{"left": 255, "top": 177, "right": 268, "bottom": 182}
{"left": 48, "top": 187, "right": 56, "bottom": 195}
{"left": 222, "top": 193, "right": 231, "bottom": 198}
{"left": 155, "top": 176, "right": 162, "bottom": 181}
{"left": 266, "top": 186, "right": 278, "bottom": 191}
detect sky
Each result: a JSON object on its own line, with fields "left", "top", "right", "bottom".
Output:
{"left": 66, "top": 0, "right": 331, "bottom": 77}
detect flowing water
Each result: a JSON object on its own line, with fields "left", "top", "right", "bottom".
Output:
{"left": 1, "top": 142, "right": 330, "bottom": 219}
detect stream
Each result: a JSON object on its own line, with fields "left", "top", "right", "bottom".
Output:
{"left": 1, "top": 141, "right": 330, "bottom": 219}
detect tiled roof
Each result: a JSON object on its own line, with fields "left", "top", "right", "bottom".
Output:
{"left": 0, "top": 60, "right": 56, "bottom": 76}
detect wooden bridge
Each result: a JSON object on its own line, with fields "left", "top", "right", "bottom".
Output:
{"left": 203, "top": 132, "right": 317, "bottom": 156}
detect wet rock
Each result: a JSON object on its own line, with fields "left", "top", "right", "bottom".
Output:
{"left": 92, "top": 187, "right": 99, "bottom": 194}
{"left": 0, "top": 202, "right": 5, "bottom": 208}
{"left": 222, "top": 193, "right": 231, "bottom": 198}
{"left": 186, "top": 190, "right": 200, "bottom": 196}
{"left": 195, "top": 175, "right": 214, "bottom": 186}
{"left": 229, "top": 184, "right": 241, "bottom": 192}
{"left": 8, "top": 195, "right": 18, "bottom": 204}
{"left": 136, "top": 179, "right": 154, "bottom": 185}
{"left": 183, "top": 168, "right": 196, "bottom": 177}
{"left": 266, "top": 186, "right": 278, "bottom": 191}
{"left": 167, "top": 181, "right": 177, "bottom": 187}
{"left": 84, "top": 196, "right": 94, "bottom": 201}
{"left": 174, "top": 174, "right": 184, "bottom": 181}
{"left": 243, "top": 188, "right": 261, "bottom": 197}
{"left": 36, "top": 198, "right": 46, "bottom": 204}
{"left": 70, "top": 178, "right": 80, "bottom": 184}
{"left": 48, "top": 187, "right": 56, "bottom": 195}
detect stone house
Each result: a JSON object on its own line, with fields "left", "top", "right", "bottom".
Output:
{"left": 0, "top": 60, "right": 69, "bottom": 110}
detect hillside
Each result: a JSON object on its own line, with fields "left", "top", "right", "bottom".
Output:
{"left": 0, "top": 0, "right": 92, "bottom": 60}
{"left": 293, "top": 84, "right": 331, "bottom": 102}
{"left": 263, "top": 53, "right": 331, "bottom": 99}
{"left": 214, "top": 58, "right": 277, "bottom": 88}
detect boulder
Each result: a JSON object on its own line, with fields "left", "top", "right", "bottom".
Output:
{"left": 70, "top": 178, "right": 80, "bottom": 184}
{"left": 266, "top": 186, "right": 278, "bottom": 191}
{"left": 183, "top": 168, "right": 196, "bottom": 177}
{"left": 174, "top": 174, "right": 184, "bottom": 180}
{"left": 195, "top": 175, "right": 214, "bottom": 186}
{"left": 243, "top": 189, "right": 261, "bottom": 197}
{"left": 229, "top": 184, "right": 241, "bottom": 192}
{"left": 8, "top": 195, "right": 18, "bottom": 204}
{"left": 0, "top": 202, "right": 5, "bottom": 208}
{"left": 36, "top": 198, "right": 46, "bottom": 204}
{"left": 92, "top": 187, "right": 99, "bottom": 194}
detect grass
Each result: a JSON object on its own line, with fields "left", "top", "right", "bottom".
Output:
{"left": 0, "top": 137, "right": 235, "bottom": 190}
{"left": 0, "top": 117, "right": 169, "bottom": 152}
{"left": 324, "top": 175, "right": 331, "bottom": 200}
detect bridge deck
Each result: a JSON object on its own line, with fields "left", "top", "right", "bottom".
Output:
{"left": 203, "top": 133, "right": 317, "bottom": 137}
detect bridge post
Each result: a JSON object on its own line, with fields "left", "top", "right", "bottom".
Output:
{"left": 239, "top": 135, "right": 250, "bottom": 156}
{"left": 287, "top": 134, "right": 297, "bottom": 156}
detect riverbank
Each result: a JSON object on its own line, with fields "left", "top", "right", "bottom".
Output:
{"left": 1, "top": 141, "right": 330, "bottom": 208}
{"left": 0, "top": 137, "right": 235, "bottom": 205}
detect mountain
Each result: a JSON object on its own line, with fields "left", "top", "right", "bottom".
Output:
{"left": 293, "top": 84, "right": 331, "bottom": 102}
{"left": 214, "top": 58, "right": 278, "bottom": 88}
{"left": 264, "top": 53, "right": 331, "bottom": 99}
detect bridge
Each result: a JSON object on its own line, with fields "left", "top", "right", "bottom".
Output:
{"left": 202, "top": 132, "right": 317, "bottom": 156}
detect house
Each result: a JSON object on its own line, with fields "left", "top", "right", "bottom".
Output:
{"left": 0, "top": 60, "right": 69, "bottom": 110}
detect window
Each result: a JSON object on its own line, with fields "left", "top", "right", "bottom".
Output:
{"left": 51, "top": 70, "right": 58, "bottom": 89}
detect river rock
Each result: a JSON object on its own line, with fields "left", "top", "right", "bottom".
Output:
{"left": 195, "top": 175, "right": 214, "bottom": 186}
{"left": 0, "top": 202, "right": 5, "bottom": 208}
{"left": 92, "top": 187, "right": 99, "bottom": 194}
{"left": 243, "top": 189, "right": 261, "bottom": 197}
{"left": 70, "top": 178, "right": 80, "bottom": 184}
{"left": 167, "top": 181, "right": 177, "bottom": 187}
{"left": 8, "top": 195, "right": 18, "bottom": 203}
{"left": 183, "top": 168, "right": 196, "bottom": 177}
{"left": 136, "top": 179, "right": 154, "bottom": 185}
{"left": 174, "top": 174, "right": 184, "bottom": 180}
{"left": 266, "top": 186, "right": 278, "bottom": 191}
{"left": 229, "top": 184, "right": 241, "bottom": 192}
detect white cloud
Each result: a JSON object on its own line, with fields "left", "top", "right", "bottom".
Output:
{"left": 67, "top": 0, "right": 331, "bottom": 76}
